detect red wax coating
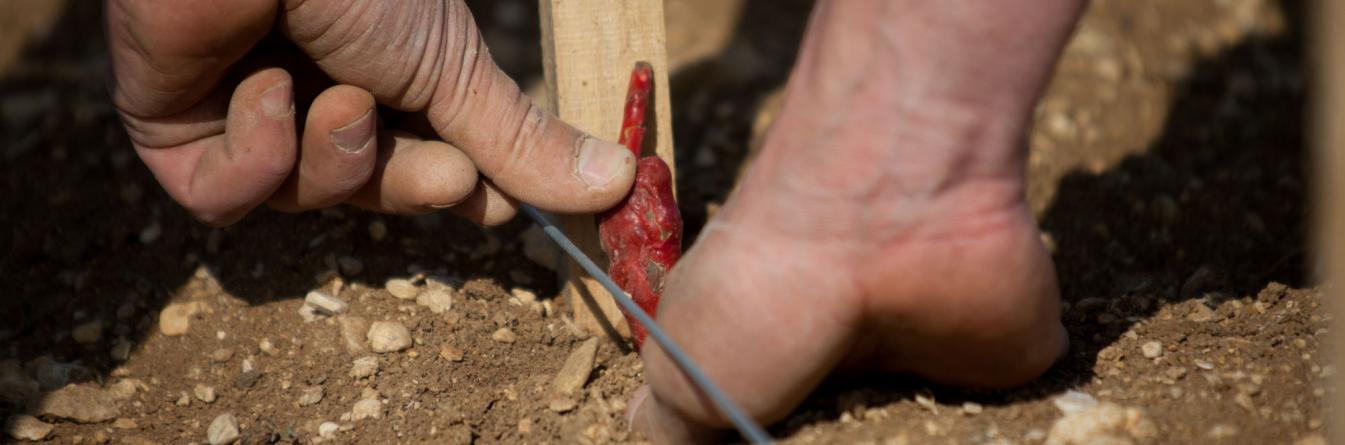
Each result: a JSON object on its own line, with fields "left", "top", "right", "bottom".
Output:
{"left": 598, "top": 62, "right": 682, "bottom": 349}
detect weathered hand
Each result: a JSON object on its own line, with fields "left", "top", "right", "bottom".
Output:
{"left": 106, "top": 0, "right": 635, "bottom": 226}
{"left": 631, "top": 0, "right": 1084, "bottom": 442}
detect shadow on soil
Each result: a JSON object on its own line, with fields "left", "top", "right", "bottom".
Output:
{"left": 0, "top": 0, "right": 1308, "bottom": 441}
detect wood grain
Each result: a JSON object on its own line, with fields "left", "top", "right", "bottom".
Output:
{"left": 540, "top": 0, "right": 675, "bottom": 339}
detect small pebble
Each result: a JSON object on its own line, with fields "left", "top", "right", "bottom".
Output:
{"left": 139, "top": 222, "right": 161, "bottom": 244}
{"left": 71, "top": 319, "right": 103, "bottom": 344}
{"left": 385, "top": 278, "right": 420, "bottom": 300}
{"left": 416, "top": 288, "right": 454, "bottom": 314}
{"left": 1052, "top": 390, "right": 1099, "bottom": 415}
{"left": 110, "top": 340, "right": 133, "bottom": 362}
{"left": 112, "top": 418, "right": 137, "bottom": 429}
{"left": 175, "top": 392, "right": 191, "bottom": 407}
{"left": 491, "top": 328, "right": 517, "bottom": 344}
{"left": 351, "top": 399, "right": 383, "bottom": 420}
{"left": 304, "top": 291, "right": 347, "bottom": 316}
{"left": 208, "top": 348, "right": 234, "bottom": 363}
{"left": 961, "top": 402, "right": 984, "bottom": 415}
{"left": 258, "top": 339, "right": 278, "bottom": 355}
{"left": 337, "top": 315, "right": 371, "bottom": 354}
{"left": 552, "top": 338, "right": 599, "bottom": 396}
{"left": 297, "top": 386, "right": 324, "bottom": 407}
{"left": 1206, "top": 424, "right": 1239, "bottom": 439}
{"left": 159, "top": 302, "right": 205, "bottom": 336}
{"left": 350, "top": 356, "right": 379, "bottom": 379}
{"left": 207, "top": 413, "right": 240, "bottom": 445}
{"left": 368, "top": 220, "right": 388, "bottom": 241}
{"left": 5, "top": 414, "right": 53, "bottom": 441}
{"left": 548, "top": 397, "right": 577, "bottom": 413}
{"left": 367, "top": 321, "right": 412, "bottom": 353}
{"left": 1140, "top": 341, "right": 1163, "bottom": 358}
{"left": 318, "top": 421, "right": 340, "bottom": 439}
{"left": 439, "top": 345, "right": 465, "bottom": 362}
{"left": 193, "top": 384, "right": 216, "bottom": 403}
{"left": 511, "top": 288, "right": 538, "bottom": 304}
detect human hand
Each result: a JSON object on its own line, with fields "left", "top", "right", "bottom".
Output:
{"left": 106, "top": 0, "right": 636, "bottom": 226}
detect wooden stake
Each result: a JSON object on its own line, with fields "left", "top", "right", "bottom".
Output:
{"left": 540, "top": 0, "right": 675, "bottom": 339}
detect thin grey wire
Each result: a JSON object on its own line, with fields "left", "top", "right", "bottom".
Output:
{"left": 520, "top": 205, "right": 772, "bottom": 444}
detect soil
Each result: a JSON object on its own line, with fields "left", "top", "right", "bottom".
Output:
{"left": 0, "top": 0, "right": 1330, "bottom": 444}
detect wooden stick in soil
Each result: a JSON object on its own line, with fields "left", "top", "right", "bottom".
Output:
{"left": 539, "top": 0, "right": 676, "bottom": 340}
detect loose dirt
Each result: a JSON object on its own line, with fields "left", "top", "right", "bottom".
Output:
{"left": 0, "top": 0, "right": 1329, "bottom": 444}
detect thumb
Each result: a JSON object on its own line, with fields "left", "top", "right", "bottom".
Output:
{"left": 280, "top": 0, "right": 635, "bottom": 214}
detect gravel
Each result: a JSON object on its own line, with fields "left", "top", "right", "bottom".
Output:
{"left": 350, "top": 356, "right": 379, "bottom": 379}
{"left": 551, "top": 338, "right": 598, "bottom": 396}
{"left": 491, "top": 328, "right": 518, "bottom": 344}
{"left": 158, "top": 302, "right": 206, "bottom": 336}
{"left": 296, "top": 386, "right": 323, "bottom": 408}
{"left": 304, "top": 291, "right": 347, "bottom": 316}
{"left": 206, "top": 413, "right": 240, "bottom": 445}
{"left": 351, "top": 399, "right": 383, "bottom": 420}
{"left": 367, "top": 321, "right": 412, "bottom": 353}
{"left": 385, "top": 278, "right": 420, "bottom": 300}
{"left": 4, "top": 415, "right": 53, "bottom": 441}
{"left": 1141, "top": 341, "right": 1164, "bottom": 358}
{"left": 194, "top": 384, "right": 217, "bottom": 403}
{"left": 36, "top": 384, "right": 119, "bottom": 423}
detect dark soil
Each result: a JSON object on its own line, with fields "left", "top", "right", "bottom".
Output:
{"left": 0, "top": 0, "right": 1329, "bottom": 444}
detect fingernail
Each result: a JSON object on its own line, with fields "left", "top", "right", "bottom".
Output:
{"left": 330, "top": 109, "right": 375, "bottom": 154}
{"left": 626, "top": 385, "right": 652, "bottom": 428}
{"left": 576, "top": 137, "right": 633, "bottom": 188}
{"left": 261, "top": 83, "right": 293, "bottom": 118}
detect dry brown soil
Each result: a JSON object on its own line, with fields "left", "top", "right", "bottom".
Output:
{"left": 0, "top": 0, "right": 1331, "bottom": 444}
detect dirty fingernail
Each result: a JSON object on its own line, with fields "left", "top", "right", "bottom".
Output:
{"left": 576, "top": 137, "right": 633, "bottom": 188}
{"left": 331, "top": 109, "right": 375, "bottom": 154}
{"left": 261, "top": 83, "right": 293, "bottom": 118}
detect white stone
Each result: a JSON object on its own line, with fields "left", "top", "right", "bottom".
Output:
{"left": 318, "top": 421, "right": 340, "bottom": 439}
{"left": 297, "top": 386, "right": 324, "bottom": 407}
{"left": 491, "top": 328, "right": 517, "bottom": 344}
{"left": 366, "top": 322, "right": 412, "bottom": 353}
{"left": 1046, "top": 402, "right": 1157, "bottom": 445}
{"left": 5, "top": 415, "right": 53, "bottom": 441}
{"left": 385, "top": 278, "right": 420, "bottom": 300}
{"left": 351, "top": 399, "right": 383, "bottom": 420}
{"left": 159, "top": 301, "right": 205, "bottom": 336}
{"left": 304, "top": 291, "right": 347, "bottom": 316}
{"left": 207, "top": 413, "right": 240, "bottom": 445}
{"left": 416, "top": 288, "right": 453, "bottom": 313}
{"left": 194, "top": 384, "right": 217, "bottom": 403}
{"left": 1140, "top": 341, "right": 1163, "bottom": 358}
{"left": 1052, "top": 390, "right": 1099, "bottom": 415}
{"left": 350, "top": 356, "right": 379, "bottom": 379}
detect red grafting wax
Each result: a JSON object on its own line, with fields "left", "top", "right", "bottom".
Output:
{"left": 598, "top": 62, "right": 682, "bottom": 349}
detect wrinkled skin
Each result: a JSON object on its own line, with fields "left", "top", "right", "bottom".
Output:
{"left": 106, "top": 0, "right": 636, "bottom": 227}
